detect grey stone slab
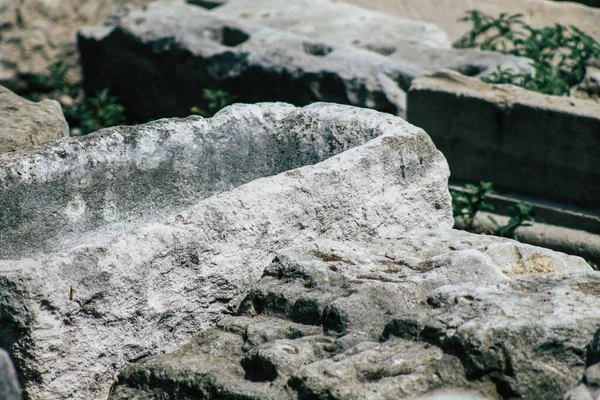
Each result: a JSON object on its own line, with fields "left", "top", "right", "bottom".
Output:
{"left": 0, "top": 102, "right": 395, "bottom": 259}
{"left": 78, "top": 1, "right": 424, "bottom": 121}
{"left": 0, "top": 102, "right": 451, "bottom": 399}
{"left": 407, "top": 70, "right": 600, "bottom": 210}
{"left": 212, "top": 0, "right": 533, "bottom": 81}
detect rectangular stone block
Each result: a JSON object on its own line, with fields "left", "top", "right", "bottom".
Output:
{"left": 407, "top": 70, "right": 600, "bottom": 210}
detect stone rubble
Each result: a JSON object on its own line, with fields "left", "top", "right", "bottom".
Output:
{"left": 0, "top": 85, "right": 69, "bottom": 153}
{"left": 110, "top": 232, "right": 595, "bottom": 399}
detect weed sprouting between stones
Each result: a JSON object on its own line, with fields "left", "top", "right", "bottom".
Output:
{"left": 457, "top": 10, "right": 600, "bottom": 96}
{"left": 26, "top": 61, "right": 127, "bottom": 136}
{"left": 65, "top": 89, "right": 126, "bottom": 136}
{"left": 452, "top": 181, "right": 534, "bottom": 239}
{"left": 29, "top": 62, "right": 238, "bottom": 135}
{"left": 190, "top": 89, "right": 237, "bottom": 118}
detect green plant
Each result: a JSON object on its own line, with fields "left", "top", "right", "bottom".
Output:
{"left": 489, "top": 202, "right": 534, "bottom": 239}
{"left": 451, "top": 181, "right": 534, "bottom": 239}
{"left": 48, "top": 62, "right": 75, "bottom": 93}
{"left": 457, "top": 10, "right": 600, "bottom": 96}
{"left": 65, "top": 89, "right": 126, "bottom": 136}
{"left": 452, "top": 181, "right": 495, "bottom": 232}
{"left": 29, "top": 61, "right": 74, "bottom": 93}
{"left": 191, "top": 89, "right": 237, "bottom": 117}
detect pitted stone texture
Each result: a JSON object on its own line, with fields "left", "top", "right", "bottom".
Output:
{"left": 384, "top": 273, "right": 600, "bottom": 399}
{"left": 288, "top": 338, "right": 494, "bottom": 400}
{"left": 212, "top": 0, "right": 533, "bottom": 81}
{"left": 78, "top": 1, "right": 436, "bottom": 121}
{"left": 112, "top": 321, "right": 495, "bottom": 399}
{"left": 0, "top": 102, "right": 401, "bottom": 259}
{"left": 110, "top": 231, "right": 592, "bottom": 399}
{"left": 239, "top": 232, "right": 590, "bottom": 339}
{"left": 0, "top": 85, "right": 68, "bottom": 153}
{"left": 0, "top": 104, "right": 451, "bottom": 399}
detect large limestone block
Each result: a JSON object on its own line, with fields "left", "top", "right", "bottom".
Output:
{"left": 335, "top": 0, "right": 600, "bottom": 45}
{"left": 0, "top": 102, "right": 397, "bottom": 259}
{"left": 0, "top": 85, "right": 69, "bottom": 153}
{"left": 211, "top": 0, "right": 452, "bottom": 50}
{"left": 0, "top": 0, "right": 178, "bottom": 92}
{"left": 211, "top": 0, "right": 532, "bottom": 80}
{"left": 77, "top": 1, "right": 442, "bottom": 121}
{"left": 406, "top": 70, "right": 600, "bottom": 210}
{"left": 110, "top": 231, "right": 594, "bottom": 399}
{"left": 0, "top": 103, "right": 452, "bottom": 399}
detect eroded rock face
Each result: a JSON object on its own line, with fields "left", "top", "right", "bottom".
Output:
{"left": 78, "top": 1, "right": 419, "bottom": 121}
{"left": 211, "top": 0, "right": 532, "bottom": 80}
{"left": 0, "top": 85, "right": 68, "bottom": 153}
{"left": 110, "top": 232, "right": 594, "bottom": 399}
{"left": 0, "top": 102, "right": 399, "bottom": 259}
{"left": 3, "top": 100, "right": 596, "bottom": 399}
{"left": 0, "top": 103, "right": 452, "bottom": 399}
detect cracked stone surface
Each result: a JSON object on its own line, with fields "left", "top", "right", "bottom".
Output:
{"left": 110, "top": 232, "right": 595, "bottom": 399}
{"left": 210, "top": 0, "right": 533, "bottom": 81}
{"left": 78, "top": 0, "right": 532, "bottom": 122}
{"left": 0, "top": 102, "right": 451, "bottom": 399}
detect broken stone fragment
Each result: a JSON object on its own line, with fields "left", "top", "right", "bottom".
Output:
{"left": 0, "top": 85, "right": 68, "bottom": 153}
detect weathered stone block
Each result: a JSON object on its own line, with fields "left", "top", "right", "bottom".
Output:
{"left": 212, "top": 0, "right": 533, "bottom": 81}
{"left": 0, "top": 85, "right": 68, "bottom": 153}
{"left": 407, "top": 70, "right": 600, "bottom": 209}
{"left": 0, "top": 103, "right": 451, "bottom": 399}
{"left": 77, "top": 1, "right": 421, "bottom": 121}
{"left": 111, "top": 232, "right": 594, "bottom": 399}
{"left": 0, "top": 102, "right": 395, "bottom": 259}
